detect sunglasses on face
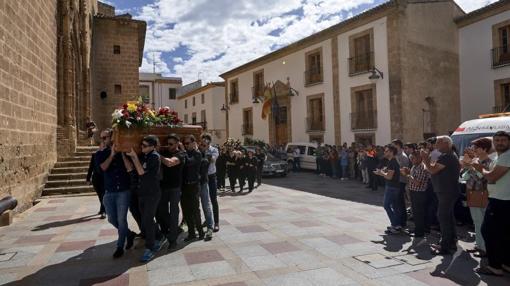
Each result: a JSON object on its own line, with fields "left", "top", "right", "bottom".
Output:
{"left": 141, "top": 143, "right": 152, "bottom": 148}
{"left": 101, "top": 136, "right": 108, "bottom": 140}
{"left": 168, "top": 143, "right": 175, "bottom": 146}
{"left": 184, "top": 142, "right": 192, "bottom": 145}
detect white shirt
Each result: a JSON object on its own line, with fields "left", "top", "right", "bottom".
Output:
{"left": 206, "top": 145, "right": 219, "bottom": 175}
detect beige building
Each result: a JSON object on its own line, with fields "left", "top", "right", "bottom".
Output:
{"left": 457, "top": 0, "right": 510, "bottom": 121}
{"left": 0, "top": 0, "right": 146, "bottom": 211}
{"left": 177, "top": 82, "right": 227, "bottom": 144}
{"left": 220, "top": 0, "right": 464, "bottom": 146}
{"left": 139, "top": 73, "right": 182, "bottom": 110}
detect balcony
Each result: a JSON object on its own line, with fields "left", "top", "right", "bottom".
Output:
{"left": 306, "top": 117, "right": 325, "bottom": 132}
{"left": 493, "top": 105, "right": 510, "bottom": 113}
{"left": 304, "top": 67, "right": 323, "bottom": 86}
{"left": 229, "top": 93, "right": 239, "bottom": 104}
{"left": 252, "top": 86, "right": 264, "bottom": 99}
{"left": 242, "top": 123, "right": 253, "bottom": 135}
{"left": 195, "top": 121, "right": 207, "bottom": 130}
{"left": 350, "top": 110, "right": 377, "bottom": 131}
{"left": 492, "top": 46, "right": 510, "bottom": 68}
{"left": 348, "top": 52, "right": 374, "bottom": 75}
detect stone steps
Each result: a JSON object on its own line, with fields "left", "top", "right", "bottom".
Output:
{"left": 43, "top": 185, "right": 94, "bottom": 196}
{"left": 43, "top": 145, "right": 98, "bottom": 196}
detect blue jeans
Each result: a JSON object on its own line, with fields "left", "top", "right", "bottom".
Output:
{"left": 103, "top": 190, "right": 131, "bottom": 248}
{"left": 208, "top": 174, "right": 219, "bottom": 226}
{"left": 200, "top": 183, "right": 214, "bottom": 229}
{"left": 383, "top": 186, "right": 403, "bottom": 227}
{"left": 470, "top": 207, "right": 486, "bottom": 251}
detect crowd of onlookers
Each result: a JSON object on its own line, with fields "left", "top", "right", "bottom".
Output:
{"left": 303, "top": 134, "right": 510, "bottom": 276}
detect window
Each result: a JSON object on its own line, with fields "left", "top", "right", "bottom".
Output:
{"left": 139, "top": 85, "right": 150, "bottom": 104}
{"left": 348, "top": 29, "right": 374, "bottom": 75}
{"left": 192, "top": 112, "right": 197, "bottom": 125}
{"left": 200, "top": 109, "right": 206, "bottom": 122}
{"left": 185, "top": 99, "right": 188, "bottom": 109}
{"left": 350, "top": 84, "right": 377, "bottom": 130}
{"left": 492, "top": 22, "right": 510, "bottom": 67}
{"left": 184, "top": 114, "right": 188, "bottom": 123}
{"left": 114, "top": 84, "right": 122, "bottom": 94}
{"left": 305, "top": 49, "right": 323, "bottom": 85}
{"left": 192, "top": 96, "right": 196, "bottom": 106}
{"left": 253, "top": 70, "right": 264, "bottom": 98}
{"left": 230, "top": 79, "right": 239, "bottom": 104}
{"left": 201, "top": 93, "right": 205, "bottom": 104}
{"left": 169, "top": 88, "right": 176, "bottom": 100}
{"left": 113, "top": 45, "right": 120, "bottom": 54}
{"left": 242, "top": 108, "right": 253, "bottom": 135}
{"left": 493, "top": 79, "right": 510, "bottom": 112}
{"left": 307, "top": 147, "right": 316, "bottom": 156}
{"left": 307, "top": 94, "right": 324, "bottom": 132}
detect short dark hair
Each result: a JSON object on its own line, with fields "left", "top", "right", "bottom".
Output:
{"left": 405, "top": 142, "right": 416, "bottom": 149}
{"left": 385, "top": 144, "right": 398, "bottom": 155}
{"left": 201, "top": 133, "right": 212, "bottom": 142}
{"left": 472, "top": 137, "right": 492, "bottom": 152}
{"left": 167, "top": 133, "right": 180, "bottom": 142}
{"left": 143, "top": 135, "right": 159, "bottom": 147}
{"left": 184, "top": 134, "right": 196, "bottom": 143}
{"left": 426, "top": 137, "right": 437, "bottom": 144}
{"left": 391, "top": 139, "right": 403, "bottom": 148}
{"left": 494, "top": 131, "right": 510, "bottom": 140}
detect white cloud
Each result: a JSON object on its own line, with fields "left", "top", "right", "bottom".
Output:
{"left": 135, "top": 0, "right": 499, "bottom": 84}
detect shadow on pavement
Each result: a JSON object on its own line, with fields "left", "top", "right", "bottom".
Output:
{"left": 31, "top": 215, "right": 100, "bottom": 232}
{"left": 263, "top": 171, "right": 384, "bottom": 207}
{"left": 3, "top": 242, "right": 139, "bottom": 286}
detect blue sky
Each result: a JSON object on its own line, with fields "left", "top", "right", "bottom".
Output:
{"left": 103, "top": 0, "right": 495, "bottom": 84}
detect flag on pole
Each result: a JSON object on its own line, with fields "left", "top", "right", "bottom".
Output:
{"left": 261, "top": 84, "right": 273, "bottom": 120}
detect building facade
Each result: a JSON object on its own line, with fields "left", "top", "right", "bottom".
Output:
{"left": 0, "top": 0, "right": 146, "bottom": 212}
{"left": 221, "top": 0, "right": 463, "bottom": 146}
{"left": 176, "top": 82, "right": 227, "bottom": 144}
{"left": 139, "top": 73, "right": 182, "bottom": 110}
{"left": 458, "top": 0, "right": 510, "bottom": 121}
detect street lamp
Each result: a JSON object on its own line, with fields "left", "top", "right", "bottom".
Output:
{"left": 368, "top": 67, "right": 384, "bottom": 80}
{"left": 220, "top": 104, "right": 229, "bottom": 112}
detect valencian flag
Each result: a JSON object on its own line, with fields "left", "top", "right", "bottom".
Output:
{"left": 261, "top": 84, "right": 273, "bottom": 120}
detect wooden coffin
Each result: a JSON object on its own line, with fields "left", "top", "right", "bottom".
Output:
{"left": 113, "top": 125, "right": 203, "bottom": 153}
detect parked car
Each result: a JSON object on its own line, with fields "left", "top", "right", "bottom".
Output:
{"left": 242, "top": 146, "right": 287, "bottom": 177}
{"left": 285, "top": 142, "right": 318, "bottom": 171}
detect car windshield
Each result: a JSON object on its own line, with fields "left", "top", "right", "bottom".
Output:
{"left": 266, "top": 153, "right": 278, "bottom": 161}
{"left": 452, "top": 133, "right": 494, "bottom": 155}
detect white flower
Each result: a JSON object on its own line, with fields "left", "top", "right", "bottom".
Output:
{"left": 125, "top": 121, "right": 132, "bottom": 128}
{"left": 112, "top": 109, "right": 123, "bottom": 120}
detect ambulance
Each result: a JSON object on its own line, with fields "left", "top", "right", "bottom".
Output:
{"left": 451, "top": 113, "right": 510, "bottom": 154}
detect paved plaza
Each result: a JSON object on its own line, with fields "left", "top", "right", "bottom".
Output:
{"left": 0, "top": 173, "right": 508, "bottom": 286}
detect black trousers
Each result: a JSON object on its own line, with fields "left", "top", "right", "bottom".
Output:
{"left": 208, "top": 174, "right": 219, "bottom": 225}
{"left": 246, "top": 170, "right": 256, "bottom": 191}
{"left": 227, "top": 168, "right": 236, "bottom": 191}
{"left": 181, "top": 183, "right": 203, "bottom": 237}
{"left": 138, "top": 193, "right": 161, "bottom": 250}
{"left": 482, "top": 198, "right": 510, "bottom": 269}
{"left": 238, "top": 171, "right": 246, "bottom": 190}
{"left": 256, "top": 165, "right": 263, "bottom": 185}
{"left": 92, "top": 177, "right": 105, "bottom": 213}
{"left": 129, "top": 191, "right": 143, "bottom": 234}
{"left": 399, "top": 182, "right": 408, "bottom": 227}
{"left": 368, "top": 169, "right": 378, "bottom": 191}
{"left": 410, "top": 191, "right": 428, "bottom": 236}
{"left": 217, "top": 169, "right": 226, "bottom": 189}
{"left": 436, "top": 191, "right": 459, "bottom": 250}
{"left": 156, "top": 187, "right": 181, "bottom": 243}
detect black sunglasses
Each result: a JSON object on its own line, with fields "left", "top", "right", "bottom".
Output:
{"left": 183, "top": 142, "right": 192, "bottom": 145}
{"left": 141, "top": 143, "right": 152, "bottom": 148}
{"left": 101, "top": 136, "right": 108, "bottom": 140}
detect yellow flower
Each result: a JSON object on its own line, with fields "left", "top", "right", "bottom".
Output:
{"left": 148, "top": 110, "right": 156, "bottom": 117}
{"left": 127, "top": 103, "right": 136, "bottom": 112}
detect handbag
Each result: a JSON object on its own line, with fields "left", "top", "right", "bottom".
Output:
{"left": 466, "top": 188, "right": 489, "bottom": 208}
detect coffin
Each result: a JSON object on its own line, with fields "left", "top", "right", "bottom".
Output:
{"left": 113, "top": 125, "right": 203, "bottom": 153}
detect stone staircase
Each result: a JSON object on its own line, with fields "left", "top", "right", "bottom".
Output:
{"left": 43, "top": 146, "right": 97, "bottom": 196}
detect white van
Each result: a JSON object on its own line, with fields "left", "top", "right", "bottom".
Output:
{"left": 451, "top": 115, "right": 510, "bottom": 154}
{"left": 285, "top": 142, "right": 318, "bottom": 171}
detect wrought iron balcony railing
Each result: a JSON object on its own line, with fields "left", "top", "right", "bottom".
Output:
{"left": 306, "top": 117, "right": 325, "bottom": 132}
{"left": 348, "top": 52, "right": 374, "bottom": 75}
{"left": 492, "top": 46, "right": 510, "bottom": 68}
{"left": 350, "top": 110, "right": 377, "bottom": 131}
{"left": 242, "top": 123, "right": 253, "bottom": 135}
{"left": 304, "top": 67, "right": 323, "bottom": 85}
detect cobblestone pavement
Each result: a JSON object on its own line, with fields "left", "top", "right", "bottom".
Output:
{"left": 0, "top": 172, "right": 509, "bottom": 286}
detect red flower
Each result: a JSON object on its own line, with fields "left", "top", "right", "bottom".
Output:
{"left": 123, "top": 104, "right": 128, "bottom": 109}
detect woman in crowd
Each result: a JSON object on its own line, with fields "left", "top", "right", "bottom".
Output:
{"left": 226, "top": 149, "right": 238, "bottom": 192}
{"left": 461, "top": 137, "right": 492, "bottom": 258}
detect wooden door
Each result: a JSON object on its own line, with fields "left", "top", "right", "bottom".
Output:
{"left": 275, "top": 106, "right": 288, "bottom": 145}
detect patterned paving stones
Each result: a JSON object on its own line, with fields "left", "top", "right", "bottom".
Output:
{"left": 0, "top": 172, "right": 509, "bottom": 285}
